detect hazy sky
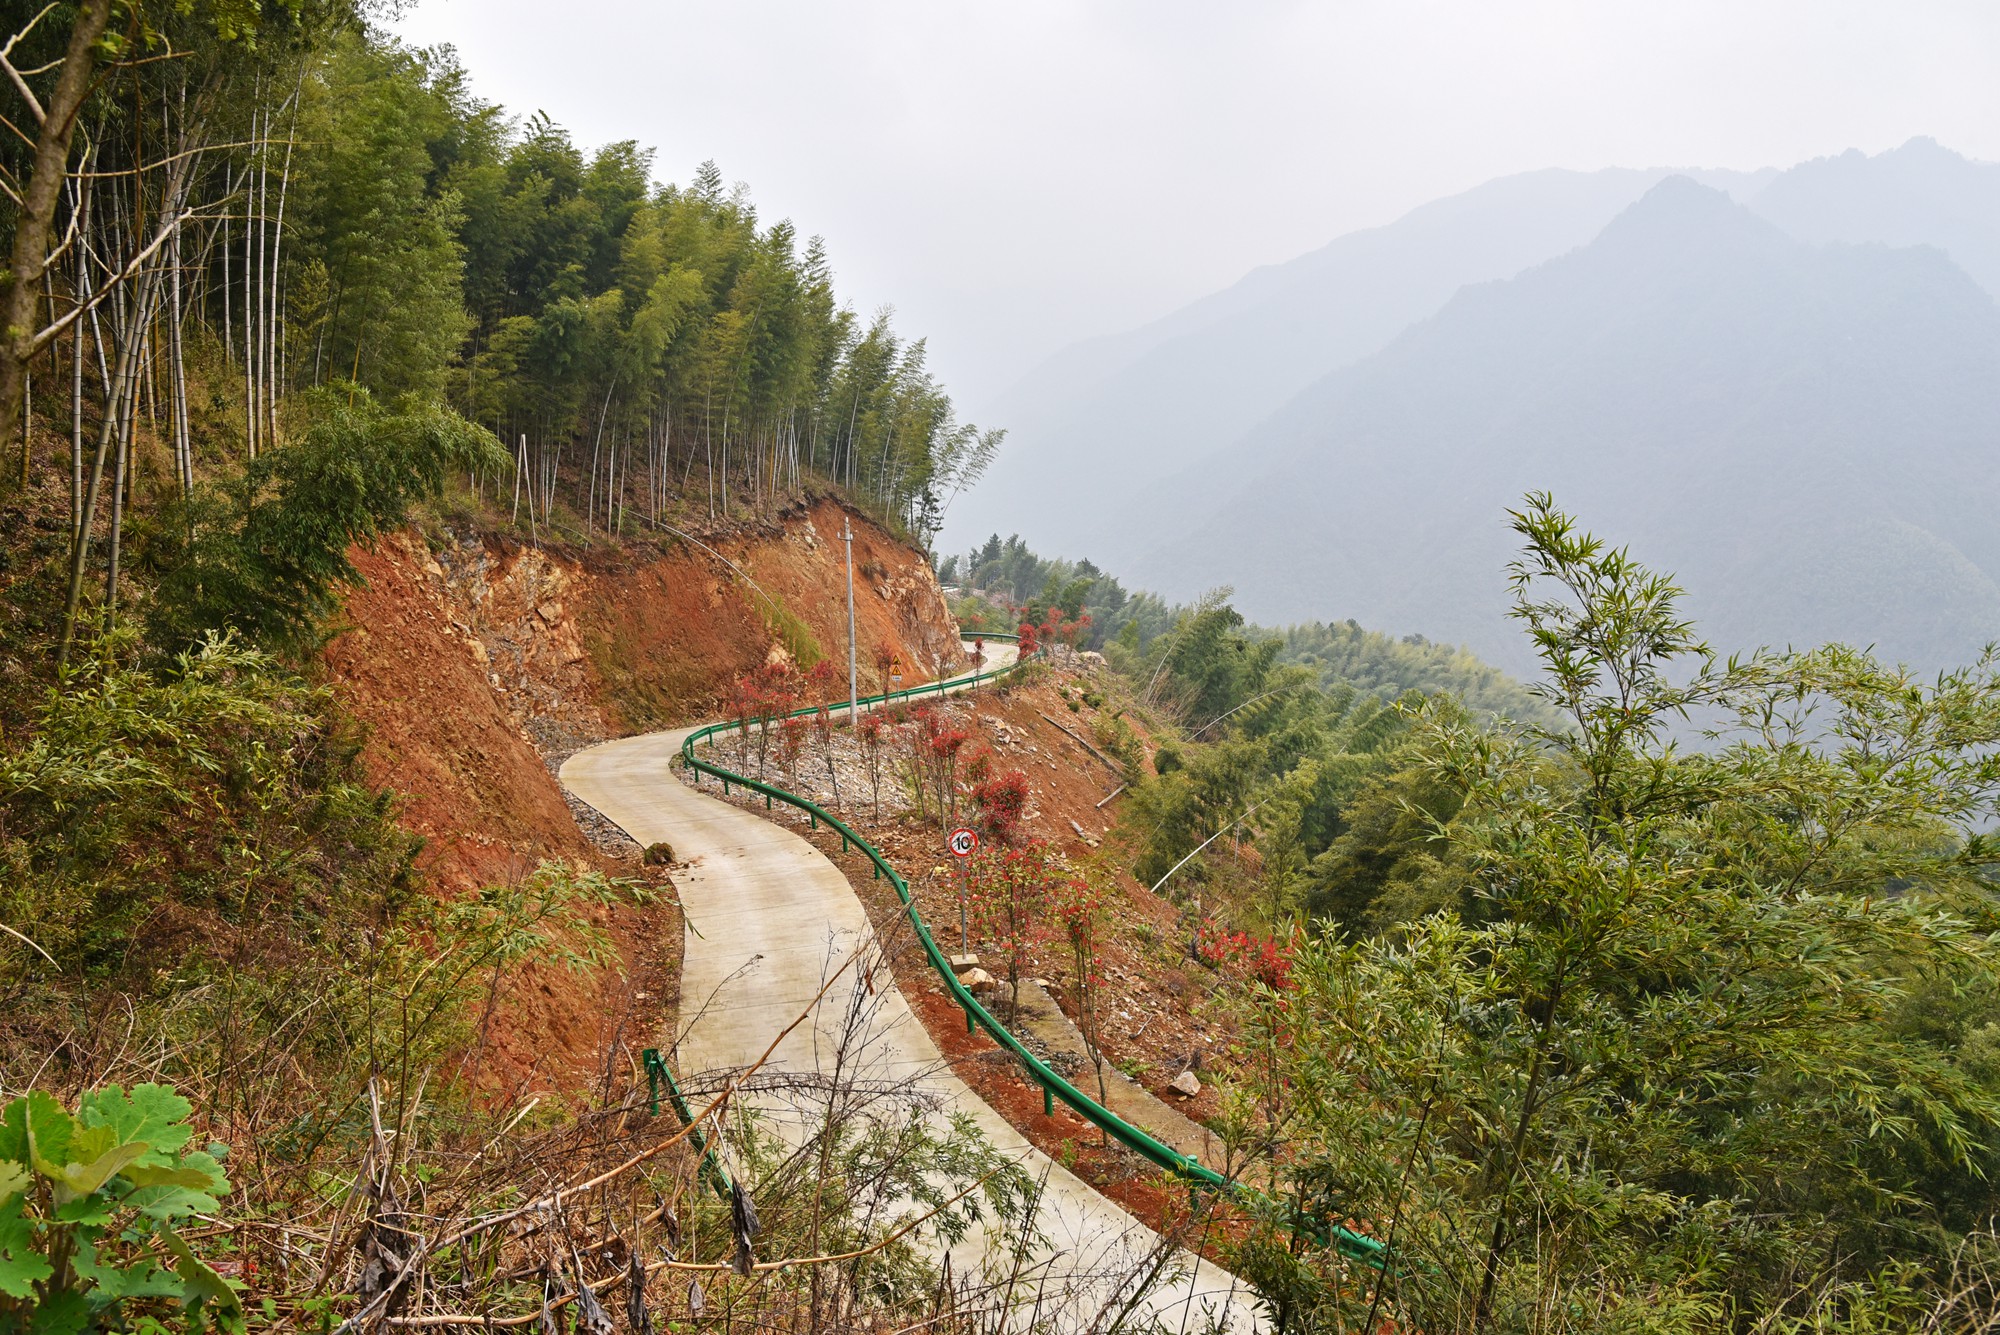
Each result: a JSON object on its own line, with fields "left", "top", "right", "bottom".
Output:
{"left": 386, "top": 0, "right": 2000, "bottom": 414}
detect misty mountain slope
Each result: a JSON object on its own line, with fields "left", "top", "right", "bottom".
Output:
{"left": 1123, "top": 177, "right": 2000, "bottom": 674}
{"left": 1746, "top": 137, "right": 2000, "bottom": 300}
{"left": 952, "top": 165, "right": 1768, "bottom": 555}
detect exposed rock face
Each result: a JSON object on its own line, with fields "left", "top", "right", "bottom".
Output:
{"left": 960, "top": 967, "right": 999, "bottom": 995}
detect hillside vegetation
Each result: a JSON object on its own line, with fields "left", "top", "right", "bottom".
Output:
{"left": 1088, "top": 498, "right": 2000, "bottom": 1329}
{"left": 944, "top": 534, "right": 1552, "bottom": 721}
{"left": 0, "top": 3, "right": 1003, "bottom": 1329}
{"left": 5, "top": 4, "right": 2000, "bottom": 1332}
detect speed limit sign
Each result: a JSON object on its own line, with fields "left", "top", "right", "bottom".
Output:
{"left": 947, "top": 827, "right": 979, "bottom": 858}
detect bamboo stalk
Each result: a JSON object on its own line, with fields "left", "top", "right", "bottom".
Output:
{"left": 267, "top": 69, "right": 301, "bottom": 445}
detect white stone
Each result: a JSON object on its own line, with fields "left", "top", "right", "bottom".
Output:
{"left": 1169, "top": 1071, "right": 1202, "bottom": 1098}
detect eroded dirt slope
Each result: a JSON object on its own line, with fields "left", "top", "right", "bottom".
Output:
{"left": 578, "top": 496, "right": 967, "bottom": 732}
{"left": 326, "top": 535, "right": 593, "bottom": 891}
{"left": 320, "top": 498, "right": 959, "bottom": 1099}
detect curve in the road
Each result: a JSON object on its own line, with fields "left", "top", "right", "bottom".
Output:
{"left": 563, "top": 642, "right": 1277, "bottom": 1325}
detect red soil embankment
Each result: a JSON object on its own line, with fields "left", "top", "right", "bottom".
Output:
{"left": 320, "top": 498, "right": 960, "bottom": 1100}
{"left": 578, "top": 496, "right": 967, "bottom": 731}
{"left": 325, "top": 536, "right": 591, "bottom": 893}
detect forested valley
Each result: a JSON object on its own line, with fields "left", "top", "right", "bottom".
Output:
{"left": 1046, "top": 498, "right": 2000, "bottom": 1329}
{"left": 942, "top": 533, "right": 1553, "bottom": 723}
{"left": 2, "top": 3, "right": 2000, "bottom": 1334}
{"left": 932, "top": 518, "right": 2000, "bottom": 1327}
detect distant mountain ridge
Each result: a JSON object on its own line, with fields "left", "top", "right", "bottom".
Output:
{"left": 952, "top": 163, "right": 1772, "bottom": 553}
{"left": 1124, "top": 176, "right": 2000, "bottom": 672}
{"left": 1750, "top": 137, "right": 2000, "bottom": 298}
{"left": 951, "top": 139, "right": 2000, "bottom": 673}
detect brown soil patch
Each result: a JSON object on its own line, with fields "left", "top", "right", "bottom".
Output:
{"left": 325, "top": 533, "right": 681, "bottom": 1101}
{"left": 573, "top": 495, "right": 966, "bottom": 731}
{"left": 326, "top": 534, "right": 591, "bottom": 894}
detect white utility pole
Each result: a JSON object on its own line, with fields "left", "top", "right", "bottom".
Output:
{"left": 843, "top": 515, "right": 860, "bottom": 724}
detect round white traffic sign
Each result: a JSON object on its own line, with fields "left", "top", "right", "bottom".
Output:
{"left": 947, "top": 827, "right": 979, "bottom": 858}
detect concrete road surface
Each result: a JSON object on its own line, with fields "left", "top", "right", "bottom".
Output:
{"left": 561, "top": 645, "right": 1262, "bottom": 1330}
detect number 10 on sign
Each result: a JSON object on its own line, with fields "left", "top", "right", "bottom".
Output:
{"left": 948, "top": 827, "right": 978, "bottom": 950}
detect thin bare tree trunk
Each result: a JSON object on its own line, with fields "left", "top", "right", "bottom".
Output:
{"left": 61, "top": 261, "right": 158, "bottom": 661}
{"left": 103, "top": 332, "right": 137, "bottom": 618}
{"left": 220, "top": 164, "right": 232, "bottom": 357}
{"left": 70, "top": 265, "right": 82, "bottom": 535}
{"left": 255, "top": 101, "right": 269, "bottom": 451}
{"left": 168, "top": 212, "right": 190, "bottom": 492}
{"left": 511, "top": 431, "right": 524, "bottom": 524}
{"left": 242, "top": 103, "right": 258, "bottom": 458}
{"left": 0, "top": 0, "right": 115, "bottom": 459}
{"left": 266, "top": 70, "right": 300, "bottom": 446}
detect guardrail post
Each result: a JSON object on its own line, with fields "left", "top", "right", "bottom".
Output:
{"left": 1043, "top": 1085, "right": 1053, "bottom": 1117}
{"left": 642, "top": 1047, "right": 663, "bottom": 1116}
{"left": 964, "top": 1006, "right": 974, "bottom": 1034}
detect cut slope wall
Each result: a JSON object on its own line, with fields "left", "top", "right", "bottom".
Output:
{"left": 318, "top": 499, "right": 961, "bottom": 1097}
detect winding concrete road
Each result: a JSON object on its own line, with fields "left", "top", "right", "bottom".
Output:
{"left": 560, "top": 646, "right": 1261, "bottom": 1330}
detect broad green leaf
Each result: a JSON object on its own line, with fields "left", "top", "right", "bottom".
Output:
{"left": 53, "top": 1140, "right": 149, "bottom": 1202}
{"left": 0, "top": 1099, "right": 25, "bottom": 1167}
{"left": 25, "top": 1286, "right": 88, "bottom": 1335}
{"left": 0, "top": 1163, "right": 27, "bottom": 1203}
{"left": 159, "top": 1225, "right": 241, "bottom": 1312}
{"left": 20, "top": 1091, "right": 75, "bottom": 1178}
{"left": 119, "top": 1162, "right": 223, "bottom": 1191}
{"left": 52, "top": 1193, "right": 115, "bottom": 1227}
{"left": 54, "top": 1123, "right": 115, "bottom": 1170}
{"left": 70, "top": 1235, "right": 185, "bottom": 1303}
{"left": 78, "top": 1084, "right": 194, "bottom": 1163}
{"left": 125, "top": 1150, "right": 226, "bottom": 1221}
{"left": 0, "top": 1195, "right": 52, "bottom": 1300}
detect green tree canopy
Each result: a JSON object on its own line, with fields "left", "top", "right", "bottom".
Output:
{"left": 1242, "top": 494, "right": 2000, "bottom": 1332}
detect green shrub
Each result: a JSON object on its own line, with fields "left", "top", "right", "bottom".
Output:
{"left": 753, "top": 592, "right": 823, "bottom": 669}
{"left": 141, "top": 390, "right": 506, "bottom": 657}
{"left": 0, "top": 1083, "right": 240, "bottom": 1332}
{"left": 0, "top": 632, "right": 418, "bottom": 974}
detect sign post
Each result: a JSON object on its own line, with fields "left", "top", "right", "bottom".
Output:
{"left": 948, "top": 826, "right": 978, "bottom": 949}
{"left": 843, "top": 517, "right": 859, "bottom": 724}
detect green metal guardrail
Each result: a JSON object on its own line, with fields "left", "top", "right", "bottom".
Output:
{"left": 642, "top": 1046, "right": 734, "bottom": 1198}
{"left": 673, "top": 632, "right": 1385, "bottom": 1269}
